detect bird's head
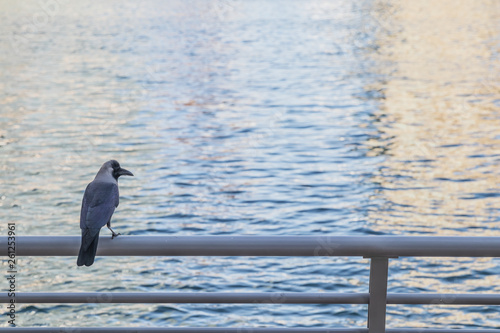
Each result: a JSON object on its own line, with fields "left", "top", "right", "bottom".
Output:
{"left": 99, "top": 160, "right": 134, "bottom": 181}
{"left": 109, "top": 160, "right": 134, "bottom": 180}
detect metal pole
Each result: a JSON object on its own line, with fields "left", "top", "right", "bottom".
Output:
{"left": 368, "top": 257, "right": 389, "bottom": 333}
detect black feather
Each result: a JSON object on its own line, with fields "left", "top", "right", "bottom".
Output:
{"left": 77, "top": 228, "right": 101, "bottom": 266}
{"left": 78, "top": 181, "right": 118, "bottom": 267}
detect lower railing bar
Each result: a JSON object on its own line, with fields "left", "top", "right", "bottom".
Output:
{"left": 387, "top": 293, "right": 500, "bottom": 305}
{"left": 0, "top": 292, "right": 368, "bottom": 304}
{"left": 386, "top": 331, "right": 500, "bottom": 333}
{"left": 2, "top": 292, "right": 500, "bottom": 305}
{"left": 0, "top": 328, "right": 368, "bottom": 333}
{"left": 3, "top": 329, "right": 500, "bottom": 333}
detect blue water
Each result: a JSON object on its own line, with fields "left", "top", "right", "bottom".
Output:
{"left": 1, "top": 0, "right": 500, "bottom": 329}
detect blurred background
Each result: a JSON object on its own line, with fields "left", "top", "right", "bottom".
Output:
{"left": 1, "top": 0, "right": 500, "bottom": 329}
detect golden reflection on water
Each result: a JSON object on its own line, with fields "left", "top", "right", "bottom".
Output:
{"left": 368, "top": 0, "right": 500, "bottom": 235}
{"left": 368, "top": 1, "right": 500, "bottom": 328}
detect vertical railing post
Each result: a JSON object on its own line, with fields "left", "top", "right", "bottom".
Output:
{"left": 367, "top": 257, "right": 389, "bottom": 333}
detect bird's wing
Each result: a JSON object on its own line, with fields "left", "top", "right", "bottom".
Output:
{"left": 80, "top": 181, "right": 119, "bottom": 230}
{"left": 80, "top": 183, "right": 91, "bottom": 229}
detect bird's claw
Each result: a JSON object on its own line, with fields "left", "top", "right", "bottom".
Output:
{"left": 111, "top": 232, "right": 121, "bottom": 240}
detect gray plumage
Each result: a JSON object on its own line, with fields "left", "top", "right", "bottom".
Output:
{"left": 77, "top": 160, "right": 133, "bottom": 267}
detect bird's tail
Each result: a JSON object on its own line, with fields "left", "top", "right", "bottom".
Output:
{"left": 77, "top": 228, "right": 101, "bottom": 267}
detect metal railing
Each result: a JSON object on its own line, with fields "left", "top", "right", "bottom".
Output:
{"left": 2, "top": 235, "right": 500, "bottom": 333}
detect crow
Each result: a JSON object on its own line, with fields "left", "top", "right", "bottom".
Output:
{"left": 77, "top": 160, "right": 133, "bottom": 267}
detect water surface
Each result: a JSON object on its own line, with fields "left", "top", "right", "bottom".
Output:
{"left": 1, "top": 0, "right": 500, "bottom": 329}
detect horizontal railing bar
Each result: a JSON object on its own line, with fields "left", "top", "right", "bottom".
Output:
{"left": 2, "top": 292, "right": 500, "bottom": 305}
{"left": 3, "top": 236, "right": 500, "bottom": 257}
{"left": 386, "top": 331, "right": 500, "bottom": 333}
{"left": 388, "top": 293, "right": 500, "bottom": 305}
{"left": 0, "top": 292, "right": 369, "bottom": 304}
{"left": 3, "top": 329, "right": 500, "bottom": 333}
{"left": 0, "top": 328, "right": 367, "bottom": 333}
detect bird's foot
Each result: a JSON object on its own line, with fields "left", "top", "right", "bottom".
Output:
{"left": 111, "top": 232, "right": 121, "bottom": 239}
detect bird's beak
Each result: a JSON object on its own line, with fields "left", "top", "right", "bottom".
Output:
{"left": 118, "top": 168, "right": 134, "bottom": 177}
